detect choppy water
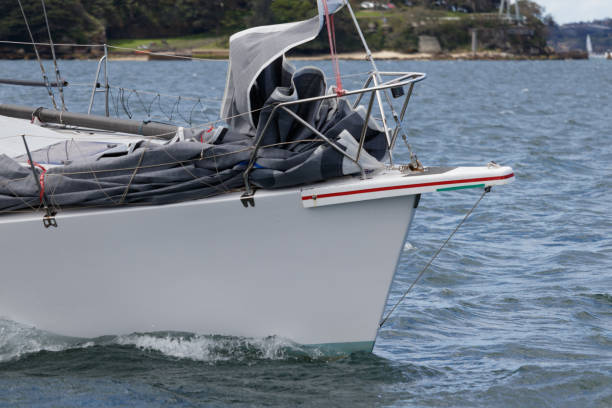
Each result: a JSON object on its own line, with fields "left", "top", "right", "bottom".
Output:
{"left": 0, "top": 58, "right": 611, "bottom": 407}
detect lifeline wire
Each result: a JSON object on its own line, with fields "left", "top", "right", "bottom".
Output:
{"left": 379, "top": 186, "right": 491, "bottom": 328}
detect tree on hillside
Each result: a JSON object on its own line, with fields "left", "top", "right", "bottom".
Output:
{"left": 270, "top": 0, "right": 317, "bottom": 23}
{"left": 0, "top": 0, "right": 104, "bottom": 45}
{"left": 249, "top": 0, "right": 273, "bottom": 26}
{"left": 81, "top": 0, "right": 240, "bottom": 38}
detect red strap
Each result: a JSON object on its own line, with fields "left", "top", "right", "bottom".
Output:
{"left": 321, "top": 0, "right": 345, "bottom": 96}
{"left": 200, "top": 125, "right": 215, "bottom": 143}
{"left": 28, "top": 160, "right": 47, "bottom": 202}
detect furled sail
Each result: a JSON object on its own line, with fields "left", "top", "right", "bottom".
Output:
{"left": 221, "top": 0, "right": 345, "bottom": 135}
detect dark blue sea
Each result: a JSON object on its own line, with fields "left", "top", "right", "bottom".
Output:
{"left": 0, "top": 58, "right": 611, "bottom": 407}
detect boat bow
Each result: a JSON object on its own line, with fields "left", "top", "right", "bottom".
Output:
{"left": 301, "top": 165, "right": 514, "bottom": 207}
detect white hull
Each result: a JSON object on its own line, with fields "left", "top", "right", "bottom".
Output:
{"left": 0, "top": 3, "right": 516, "bottom": 355}
{"left": 0, "top": 182, "right": 416, "bottom": 351}
{"left": 0, "top": 166, "right": 514, "bottom": 352}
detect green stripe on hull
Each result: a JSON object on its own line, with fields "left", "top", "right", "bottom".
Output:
{"left": 437, "top": 183, "right": 485, "bottom": 192}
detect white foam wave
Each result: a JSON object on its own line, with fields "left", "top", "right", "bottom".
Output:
{"left": 114, "top": 333, "right": 310, "bottom": 362}
{"left": 0, "top": 319, "right": 89, "bottom": 362}
{"left": 0, "top": 318, "right": 322, "bottom": 363}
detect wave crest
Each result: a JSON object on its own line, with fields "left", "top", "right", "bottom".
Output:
{"left": 0, "top": 319, "right": 325, "bottom": 363}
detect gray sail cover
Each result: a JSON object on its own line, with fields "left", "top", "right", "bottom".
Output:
{"left": 221, "top": 0, "right": 345, "bottom": 134}
{"left": 0, "top": 0, "right": 390, "bottom": 212}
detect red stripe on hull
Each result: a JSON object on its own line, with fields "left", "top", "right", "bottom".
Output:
{"left": 302, "top": 173, "right": 514, "bottom": 201}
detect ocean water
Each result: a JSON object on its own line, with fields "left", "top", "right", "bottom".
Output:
{"left": 0, "top": 58, "right": 611, "bottom": 407}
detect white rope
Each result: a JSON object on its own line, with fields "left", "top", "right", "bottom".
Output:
{"left": 0, "top": 40, "right": 228, "bottom": 61}
{"left": 106, "top": 45, "right": 228, "bottom": 62}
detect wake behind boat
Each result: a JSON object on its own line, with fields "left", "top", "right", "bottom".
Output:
{"left": 0, "top": 0, "right": 513, "bottom": 353}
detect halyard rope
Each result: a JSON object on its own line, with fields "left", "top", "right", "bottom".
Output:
{"left": 15, "top": 0, "right": 58, "bottom": 110}
{"left": 40, "top": 0, "right": 67, "bottom": 111}
{"left": 321, "top": 0, "right": 344, "bottom": 96}
{"left": 379, "top": 187, "right": 491, "bottom": 328}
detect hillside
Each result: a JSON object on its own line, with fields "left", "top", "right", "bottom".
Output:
{"left": 548, "top": 19, "right": 612, "bottom": 53}
{"left": 0, "top": 0, "right": 555, "bottom": 59}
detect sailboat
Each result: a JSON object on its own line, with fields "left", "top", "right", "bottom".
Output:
{"left": 0, "top": 0, "right": 514, "bottom": 353}
{"left": 586, "top": 34, "right": 606, "bottom": 59}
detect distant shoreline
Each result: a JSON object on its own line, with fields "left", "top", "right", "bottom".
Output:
{"left": 290, "top": 50, "right": 587, "bottom": 61}
{"left": 109, "top": 49, "right": 590, "bottom": 61}
{"left": 1, "top": 49, "right": 588, "bottom": 61}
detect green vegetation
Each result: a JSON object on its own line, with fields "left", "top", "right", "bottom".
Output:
{"left": 0, "top": 0, "right": 553, "bottom": 58}
{"left": 270, "top": 0, "right": 317, "bottom": 23}
{"left": 108, "top": 33, "right": 226, "bottom": 51}
{"left": 0, "top": 0, "right": 105, "bottom": 47}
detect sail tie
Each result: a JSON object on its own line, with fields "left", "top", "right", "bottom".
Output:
{"left": 28, "top": 160, "right": 48, "bottom": 202}
{"left": 200, "top": 125, "right": 215, "bottom": 143}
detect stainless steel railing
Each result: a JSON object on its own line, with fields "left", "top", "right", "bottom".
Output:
{"left": 241, "top": 71, "right": 426, "bottom": 196}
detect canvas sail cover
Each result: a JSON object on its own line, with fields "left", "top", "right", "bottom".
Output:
{"left": 221, "top": 0, "right": 345, "bottom": 135}
{"left": 0, "top": 0, "right": 390, "bottom": 213}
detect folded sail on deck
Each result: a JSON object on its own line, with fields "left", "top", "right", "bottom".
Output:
{"left": 0, "top": 0, "right": 392, "bottom": 212}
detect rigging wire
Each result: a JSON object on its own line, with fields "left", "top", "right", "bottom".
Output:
{"left": 105, "top": 45, "right": 228, "bottom": 62}
{"left": 40, "top": 0, "right": 66, "bottom": 111}
{"left": 0, "top": 40, "right": 104, "bottom": 47}
{"left": 378, "top": 187, "right": 492, "bottom": 328}
{"left": 15, "top": 0, "right": 58, "bottom": 110}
